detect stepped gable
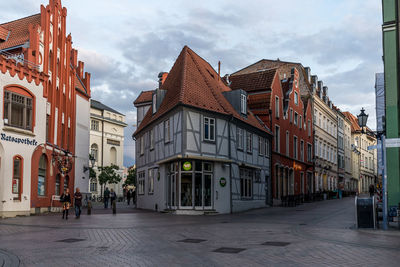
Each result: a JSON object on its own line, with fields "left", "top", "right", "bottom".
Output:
{"left": 0, "top": 14, "right": 41, "bottom": 50}
{"left": 135, "top": 46, "right": 271, "bottom": 135}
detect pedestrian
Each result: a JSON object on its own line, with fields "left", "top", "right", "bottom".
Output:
{"left": 127, "top": 189, "right": 131, "bottom": 205}
{"left": 369, "top": 184, "right": 375, "bottom": 197}
{"left": 104, "top": 187, "right": 110, "bottom": 208}
{"left": 110, "top": 188, "right": 117, "bottom": 206}
{"left": 61, "top": 188, "right": 71, "bottom": 220}
{"left": 74, "top": 187, "right": 82, "bottom": 218}
{"left": 133, "top": 189, "right": 137, "bottom": 207}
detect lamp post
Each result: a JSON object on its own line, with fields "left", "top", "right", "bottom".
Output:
{"left": 357, "top": 108, "right": 388, "bottom": 230}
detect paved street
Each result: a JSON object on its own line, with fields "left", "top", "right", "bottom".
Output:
{"left": 1, "top": 197, "right": 400, "bottom": 267}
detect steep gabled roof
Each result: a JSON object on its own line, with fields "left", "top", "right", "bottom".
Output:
{"left": 135, "top": 46, "right": 271, "bottom": 136}
{"left": 229, "top": 68, "right": 277, "bottom": 92}
{"left": 231, "top": 59, "right": 302, "bottom": 76}
{"left": 134, "top": 90, "right": 153, "bottom": 105}
{"left": 343, "top": 112, "right": 361, "bottom": 132}
{"left": 0, "top": 14, "right": 41, "bottom": 50}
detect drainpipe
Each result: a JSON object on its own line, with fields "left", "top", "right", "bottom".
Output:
{"left": 228, "top": 115, "right": 233, "bottom": 213}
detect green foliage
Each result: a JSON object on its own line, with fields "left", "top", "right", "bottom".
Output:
{"left": 124, "top": 167, "right": 136, "bottom": 187}
{"left": 98, "top": 164, "right": 122, "bottom": 185}
{"left": 89, "top": 167, "right": 96, "bottom": 180}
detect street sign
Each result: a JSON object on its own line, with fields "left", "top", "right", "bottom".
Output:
{"left": 367, "top": 145, "right": 378, "bottom": 150}
{"left": 385, "top": 138, "right": 400, "bottom": 148}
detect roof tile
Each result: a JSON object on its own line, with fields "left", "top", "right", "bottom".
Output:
{"left": 134, "top": 90, "right": 153, "bottom": 105}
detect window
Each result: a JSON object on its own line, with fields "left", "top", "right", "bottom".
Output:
{"left": 315, "top": 141, "right": 318, "bottom": 156}
{"left": 237, "top": 127, "right": 244, "bottom": 150}
{"left": 265, "top": 139, "right": 270, "bottom": 157}
{"left": 152, "top": 93, "right": 157, "bottom": 113}
{"left": 150, "top": 128, "right": 155, "bottom": 150}
{"left": 148, "top": 169, "right": 154, "bottom": 194}
{"left": 246, "top": 132, "right": 252, "bottom": 153}
{"left": 307, "top": 143, "right": 312, "bottom": 162}
{"left": 4, "top": 90, "right": 33, "bottom": 130}
{"left": 240, "top": 168, "right": 253, "bottom": 198}
{"left": 140, "top": 136, "right": 144, "bottom": 155}
{"left": 275, "top": 96, "right": 280, "bottom": 118}
{"left": 204, "top": 117, "right": 215, "bottom": 141}
{"left": 90, "top": 178, "right": 97, "bottom": 192}
{"left": 294, "top": 112, "right": 298, "bottom": 126}
{"left": 138, "top": 171, "right": 145, "bottom": 195}
{"left": 38, "top": 155, "right": 47, "bottom": 196}
{"left": 46, "top": 114, "right": 50, "bottom": 142}
{"left": 323, "top": 144, "right": 326, "bottom": 159}
{"left": 290, "top": 108, "right": 293, "bottom": 123}
{"left": 300, "top": 140, "right": 304, "bottom": 161}
{"left": 240, "top": 94, "right": 247, "bottom": 114}
{"left": 293, "top": 136, "right": 298, "bottom": 159}
{"left": 110, "top": 147, "right": 117, "bottom": 165}
{"left": 300, "top": 172, "right": 304, "bottom": 194}
{"left": 319, "top": 141, "right": 322, "bottom": 158}
{"left": 12, "top": 156, "right": 22, "bottom": 195}
{"left": 286, "top": 131, "right": 290, "bottom": 156}
{"left": 299, "top": 115, "right": 302, "bottom": 129}
{"left": 164, "top": 119, "right": 171, "bottom": 143}
{"left": 91, "top": 144, "right": 98, "bottom": 162}
{"left": 275, "top": 126, "right": 280, "bottom": 153}
{"left": 91, "top": 120, "right": 99, "bottom": 131}
{"left": 64, "top": 176, "right": 69, "bottom": 192}
{"left": 308, "top": 120, "right": 311, "bottom": 137}
{"left": 55, "top": 174, "right": 61, "bottom": 195}
{"left": 294, "top": 92, "right": 298, "bottom": 105}
{"left": 259, "top": 137, "right": 265, "bottom": 156}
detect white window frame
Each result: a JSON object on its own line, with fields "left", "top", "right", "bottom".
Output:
{"left": 241, "top": 94, "right": 247, "bottom": 114}
{"left": 240, "top": 168, "right": 253, "bottom": 199}
{"left": 140, "top": 136, "right": 144, "bottom": 155}
{"left": 152, "top": 93, "right": 157, "bottom": 113}
{"left": 204, "top": 117, "right": 215, "bottom": 142}
{"left": 246, "top": 132, "right": 252, "bottom": 153}
{"left": 150, "top": 128, "right": 155, "bottom": 150}
{"left": 294, "top": 91, "right": 298, "bottom": 105}
{"left": 275, "top": 96, "right": 280, "bottom": 118}
{"left": 237, "top": 127, "right": 244, "bottom": 150}
{"left": 164, "top": 119, "right": 171, "bottom": 143}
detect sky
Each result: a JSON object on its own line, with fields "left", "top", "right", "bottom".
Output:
{"left": 0, "top": 0, "right": 383, "bottom": 167}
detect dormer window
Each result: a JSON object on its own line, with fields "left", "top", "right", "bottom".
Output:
{"left": 152, "top": 93, "right": 157, "bottom": 113}
{"left": 240, "top": 94, "right": 247, "bottom": 114}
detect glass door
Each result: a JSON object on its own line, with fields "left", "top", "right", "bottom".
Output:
{"left": 204, "top": 173, "right": 212, "bottom": 209}
{"left": 180, "top": 173, "right": 193, "bottom": 208}
{"left": 194, "top": 173, "right": 202, "bottom": 209}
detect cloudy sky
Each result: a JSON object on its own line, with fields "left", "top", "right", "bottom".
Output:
{"left": 1, "top": 0, "right": 382, "bottom": 166}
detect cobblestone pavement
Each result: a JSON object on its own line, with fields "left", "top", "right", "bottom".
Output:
{"left": 0, "top": 197, "right": 400, "bottom": 266}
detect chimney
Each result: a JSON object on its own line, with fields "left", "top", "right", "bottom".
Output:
{"left": 311, "top": 75, "right": 318, "bottom": 87}
{"left": 158, "top": 72, "right": 168, "bottom": 88}
{"left": 318, "top": 81, "right": 323, "bottom": 91}
{"left": 304, "top": 67, "right": 311, "bottom": 83}
{"left": 218, "top": 61, "right": 221, "bottom": 80}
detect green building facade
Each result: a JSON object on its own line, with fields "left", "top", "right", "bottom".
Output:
{"left": 382, "top": 0, "right": 400, "bottom": 207}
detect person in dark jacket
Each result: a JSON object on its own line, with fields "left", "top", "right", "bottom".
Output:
{"left": 110, "top": 188, "right": 117, "bottom": 205}
{"left": 61, "top": 188, "right": 71, "bottom": 220}
{"left": 127, "top": 189, "right": 131, "bottom": 205}
{"left": 369, "top": 184, "right": 375, "bottom": 197}
{"left": 74, "top": 187, "right": 82, "bottom": 218}
{"left": 104, "top": 187, "right": 110, "bottom": 208}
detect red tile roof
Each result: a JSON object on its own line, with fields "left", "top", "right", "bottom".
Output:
{"left": 0, "top": 14, "right": 41, "bottom": 50}
{"left": 134, "top": 90, "right": 153, "bottom": 105}
{"left": 229, "top": 68, "right": 277, "bottom": 92}
{"left": 135, "top": 46, "right": 271, "bottom": 136}
{"left": 343, "top": 112, "right": 361, "bottom": 132}
{"left": 0, "top": 26, "right": 9, "bottom": 41}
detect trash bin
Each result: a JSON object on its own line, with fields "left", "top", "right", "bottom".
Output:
{"left": 355, "top": 196, "right": 376, "bottom": 229}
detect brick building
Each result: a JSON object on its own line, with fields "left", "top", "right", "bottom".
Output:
{"left": 0, "top": 0, "right": 90, "bottom": 217}
{"left": 230, "top": 63, "right": 314, "bottom": 204}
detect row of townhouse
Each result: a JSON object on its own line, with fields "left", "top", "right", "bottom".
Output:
{"left": 133, "top": 46, "right": 378, "bottom": 213}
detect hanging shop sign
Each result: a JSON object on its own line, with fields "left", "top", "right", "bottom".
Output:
{"left": 182, "top": 161, "right": 192, "bottom": 171}
{"left": 219, "top": 177, "right": 227, "bottom": 187}
{"left": 1, "top": 133, "right": 38, "bottom": 146}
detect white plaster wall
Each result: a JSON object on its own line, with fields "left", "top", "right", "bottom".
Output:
{"left": 0, "top": 71, "right": 46, "bottom": 216}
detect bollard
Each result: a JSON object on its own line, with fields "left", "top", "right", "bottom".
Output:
{"left": 112, "top": 200, "right": 116, "bottom": 214}
{"left": 87, "top": 201, "right": 92, "bottom": 215}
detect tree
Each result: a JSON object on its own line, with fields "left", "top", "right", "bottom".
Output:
{"left": 89, "top": 167, "right": 96, "bottom": 180}
{"left": 124, "top": 166, "right": 136, "bottom": 187}
{"left": 98, "top": 164, "right": 122, "bottom": 195}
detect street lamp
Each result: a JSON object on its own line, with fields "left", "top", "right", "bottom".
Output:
{"left": 357, "top": 108, "right": 388, "bottom": 230}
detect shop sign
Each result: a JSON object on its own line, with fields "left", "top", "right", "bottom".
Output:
{"left": 183, "top": 161, "right": 192, "bottom": 171}
{"left": 219, "top": 177, "right": 227, "bottom": 187}
{"left": 1, "top": 133, "right": 38, "bottom": 146}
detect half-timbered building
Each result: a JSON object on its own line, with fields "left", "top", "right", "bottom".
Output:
{"left": 133, "top": 46, "right": 272, "bottom": 214}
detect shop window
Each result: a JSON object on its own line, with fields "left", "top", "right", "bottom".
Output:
{"left": 55, "top": 174, "right": 61, "bottom": 195}
{"left": 204, "top": 117, "right": 215, "bottom": 141}
{"left": 240, "top": 168, "right": 253, "bottom": 199}
{"left": 4, "top": 89, "right": 33, "bottom": 131}
{"left": 38, "top": 154, "right": 47, "bottom": 196}
{"left": 12, "top": 156, "right": 23, "bottom": 196}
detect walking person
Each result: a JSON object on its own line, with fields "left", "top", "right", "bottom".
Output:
{"left": 369, "top": 184, "right": 375, "bottom": 197}
{"left": 74, "top": 187, "right": 82, "bottom": 218}
{"left": 127, "top": 189, "right": 131, "bottom": 205}
{"left": 104, "top": 187, "right": 110, "bottom": 208}
{"left": 110, "top": 188, "right": 117, "bottom": 206}
{"left": 61, "top": 188, "right": 71, "bottom": 220}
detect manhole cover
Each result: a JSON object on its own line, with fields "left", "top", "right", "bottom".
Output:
{"left": 213, "top": 247, "right": 246, "bottom": 254}
{"left": 178, "top": 239, "right": 207, "bottom": 243}
{"left": 56, "top": 238, "right": 86, "bottom": 243}
{"left": 262, "top": 241, "right": 290, "bottom": 247}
